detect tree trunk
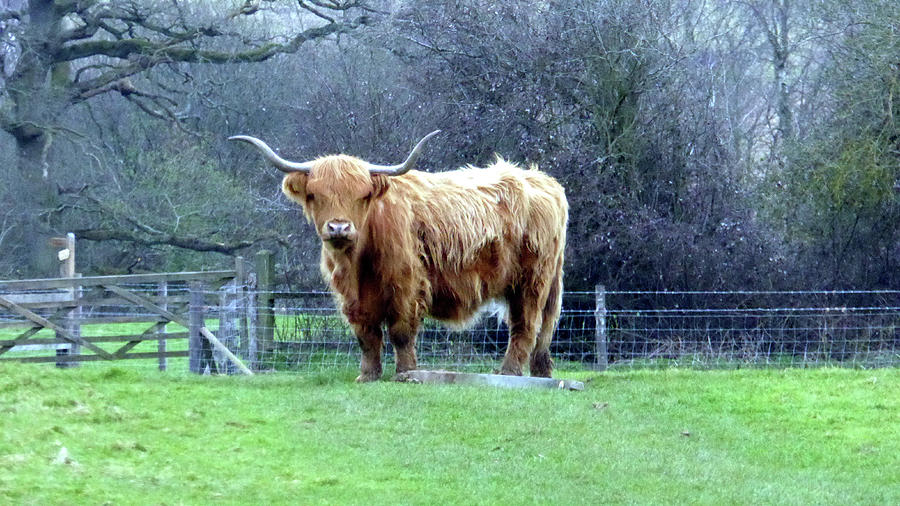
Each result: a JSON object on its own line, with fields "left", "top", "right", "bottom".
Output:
{"left": 773, "top": 0, "right": 794, "bottom": 142}
{"left": 1, "top": 0, "right": 66, "bottom": 276}
{"left": 12, "top": 133, "right": 58, "bottom": 276}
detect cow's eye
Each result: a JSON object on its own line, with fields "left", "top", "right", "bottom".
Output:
{"left": 306, "top": 193, "right": 315, "bottom": 202}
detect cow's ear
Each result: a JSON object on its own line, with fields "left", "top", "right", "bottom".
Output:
{"left": 281, "top": 173, "right": 309, "bottom": 204}
{"left": 370, "top": 174, "right": 390, "bottom": 199}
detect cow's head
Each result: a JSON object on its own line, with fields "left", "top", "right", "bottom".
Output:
{"left": 229, "top": 131, "right": 439, "bottom": 251}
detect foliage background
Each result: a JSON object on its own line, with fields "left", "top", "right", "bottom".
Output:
{"left": 1, "top": 0, "right": 898, "bottom": 291}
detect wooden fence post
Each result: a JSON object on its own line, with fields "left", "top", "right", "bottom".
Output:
{"left": 594, "top": 284, "right": 609, "bottom": 371}
{"left": 158, "top": 281, "right": 168, "bottom": 371}
{"left": 56, "top": 233, "right": 79, "bottom": 368}
{"left": 255, "top": 250, "right": 275, "bottom": 367}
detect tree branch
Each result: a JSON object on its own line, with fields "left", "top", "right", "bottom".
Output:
{"left": 73, "top": 228, "right": 257, "bottom": 255}
{"left": 56, "top": 16, "right": 369, "bottom": 64}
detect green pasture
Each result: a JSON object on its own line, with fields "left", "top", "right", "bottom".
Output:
{"left": 0, "top": 364, "right": 897, "bottom": 505}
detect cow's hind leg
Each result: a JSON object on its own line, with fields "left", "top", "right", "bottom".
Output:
{"left": 353, "top": 323, "right": 383, "bottom": 382}
{"left": 388, "top": 318, "right": 419, "bottom": 374}
{"left": 529, "top": 263, "right": 562, "bottom": 378}
{"left": 499, "top": 289, "right": 540, "bottom": 376}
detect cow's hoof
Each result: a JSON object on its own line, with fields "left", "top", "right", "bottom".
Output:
{"left": 529, "top": 350, "right": 554, "bottom": 377}
{"left": 355, "top": 371, "right": 381, "bottom": 383}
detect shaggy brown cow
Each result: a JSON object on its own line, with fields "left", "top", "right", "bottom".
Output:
{"left": 230, "top": 131, "right": 568, "bottom": 382}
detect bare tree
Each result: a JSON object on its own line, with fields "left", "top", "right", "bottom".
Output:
{"left": 0, "top": 0, "right": 371, "bottom": 275}
{"left": 739, "top": 0, "right": 795, "bottom": 145}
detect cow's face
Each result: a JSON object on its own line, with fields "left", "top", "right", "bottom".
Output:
{"left": 282, "top": 155, "right": 386, "bottom": 252}
{"left": 230, "top": 131, "right": 437, "bottom": 252}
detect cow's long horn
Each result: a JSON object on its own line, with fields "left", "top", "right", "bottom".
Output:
{"left": 228, "top": 135, "right": 315, "bottom": 173}
{"left": 367, "top": 130, "right": 441, "bottom": 176}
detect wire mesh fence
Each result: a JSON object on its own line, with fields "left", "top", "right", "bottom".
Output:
{"left": 601, "top": 290, "right": 900, "bottom": 368}
{"left": 245, "top": 291, "right": 603, "bottom": 373}
{"left": 3, "top": 284, "right": 899, "bottom": 372}
{"left": 247, "top": 289, "right": 900, "bottom": 372}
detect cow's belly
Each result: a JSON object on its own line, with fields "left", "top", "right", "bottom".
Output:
{"left": 423, "top": 239, "right": 513, "bottom": 324}
{"left": 429, "top": 292, "right": 474, "bottom": 322}
{"left": 427, "top": 272, "right": 506, "bottom": 325}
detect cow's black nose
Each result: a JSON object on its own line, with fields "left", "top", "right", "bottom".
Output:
{"left": 326, "top": 221, "right": 352, "bottom": 236}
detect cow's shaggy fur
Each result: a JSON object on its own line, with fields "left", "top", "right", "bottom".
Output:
{"left": 280, "top": 154, "right": 568, "bottom": 382}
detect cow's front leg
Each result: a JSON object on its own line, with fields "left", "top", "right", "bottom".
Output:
{"left": 353, "top": 323, "right": 383, "bottom": 382}
{"left": 388, "top": 319, "right": 419, "bottom": 374}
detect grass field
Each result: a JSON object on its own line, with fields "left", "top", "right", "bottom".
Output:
{"left": 0, "top": 364, "right": 897, "bottom": 505}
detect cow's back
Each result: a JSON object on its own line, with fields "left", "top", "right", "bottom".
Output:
{"left": 395, "top": 160, "right": 567, "bottom": 324}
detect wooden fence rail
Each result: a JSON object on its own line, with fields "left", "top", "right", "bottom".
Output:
{"left": 0, "top": 270, "right": 238, "bottom": 291}
{"left": 0, "top": 266, "right": 253, "bottom": 374}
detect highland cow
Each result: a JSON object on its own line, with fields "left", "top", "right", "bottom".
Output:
{"left": 230, "top": 131, "right": 568, "bottom": 382}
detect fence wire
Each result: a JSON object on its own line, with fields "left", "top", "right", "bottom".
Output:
{"left": 243, "top": 290, "right": 899, "bottom": 372}
{"left": 253, "top": 291, "right": 599, "bottom": 373}
{"left": 602, "top": 290, "right": 899, "bottom": 368}
{"left": 2, "top": 286, "right": 898, "bottom": 372}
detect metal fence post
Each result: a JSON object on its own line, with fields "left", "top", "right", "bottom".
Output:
{"left": 158, "top": 281, "right": 168, "bottom": 371}
{"left": 594, "top": 284, "right": 609, "bottom": 371}
{"left": 255, "top": 250, "right": 275, "bottom": 368}
{"left": 189, "top": 281, "right": 205, "bottom": 373}
{"left": 221, "top": 281, "right": 238, "bottom": 375}
{"left": 235, "top": 256, "right": 250, "bottom": 362}
{"left": 248, "top": 286, "right": 259, "bottom": 371}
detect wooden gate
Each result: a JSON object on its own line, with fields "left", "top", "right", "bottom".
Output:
{"left": 0, "top": 271, "right": 251, "bottom": 374}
